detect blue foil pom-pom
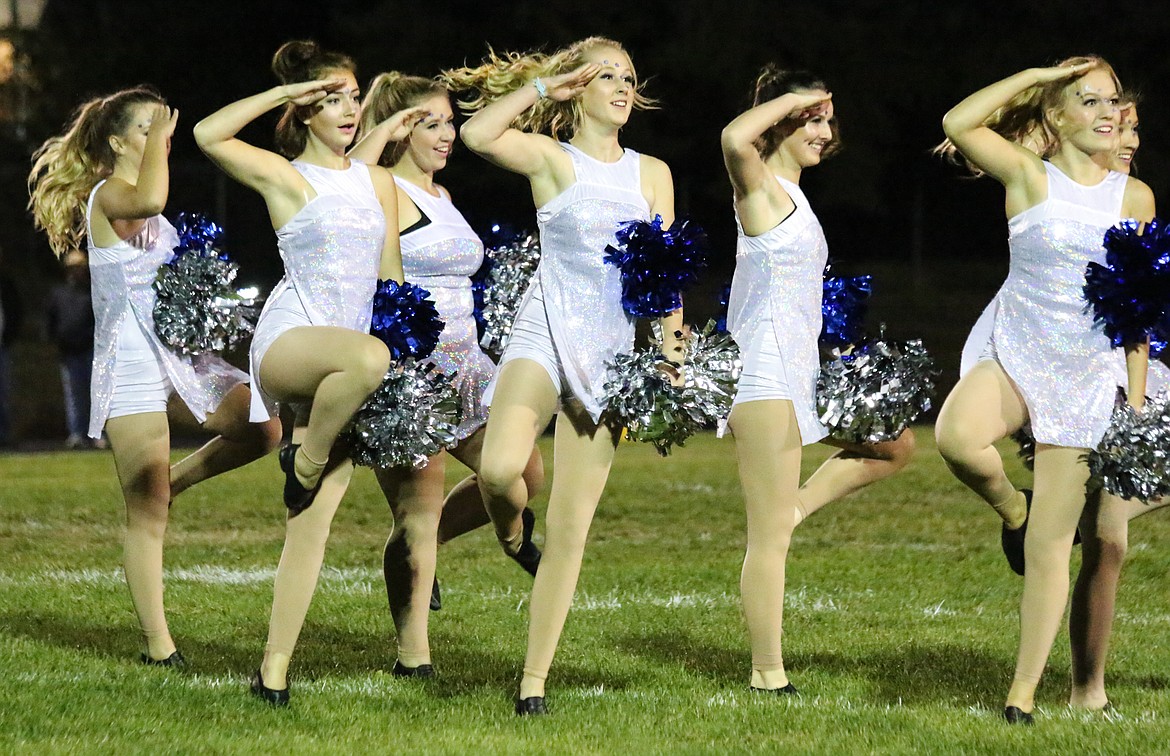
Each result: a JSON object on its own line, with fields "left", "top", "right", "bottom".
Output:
{"left": 173, "top": 212, "right": 226, "bottom": 258}
{"left": 603, "top": 215, "right": 709, "bottom": 319}
{"left": 1084, "top": 217, "right": 1170, "bottom": 349}
{"left": 370, "top": 279, "right": 444, "bottom": 360}
{"left": 820, "top": 269, "right": 873, "bottom": 350}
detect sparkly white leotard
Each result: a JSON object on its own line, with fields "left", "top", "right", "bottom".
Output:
{"left": 395, "top": 175, "right": 493, "bottom": 440}
{"left": 248, "top": 160, "right": 386, "bottom": 420}
{"left": 960, "top": 161, "right": 1128, "bottom": 448}
{"left": 485, "top": 143, "right": 649, "bottom": 423}
{"left": 85, "top": 181, "right": 247, "bottom": 438}
{"left": 726, "top": 175, "right": 829, "bottom": 445}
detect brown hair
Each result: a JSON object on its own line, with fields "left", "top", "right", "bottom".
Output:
{"left": 28, "top": 86, "right": 165, "bottom": 258}
{"left": 442, "top": 36, "right": 656, "bottom": 140}
{"left": 271, "top": 40, "right": 357, "bottom": 158}
{"left": 358, "top": 71, "right": 448, "bottom": 167}
{"left": 750, "top": 64, "right": 840, "bottom": 160}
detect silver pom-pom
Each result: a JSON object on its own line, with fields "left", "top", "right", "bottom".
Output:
{"left": 348, "top": 359, "right": 462, "bottom": 470}
{"left": 1088, "top": 390, "right": 1170, "bottom": 502}
{"left": 153, "top": 254, "right": 256, "bottom": 356}
{"left": 480, "top": 232, "right": 541, "bottom": 355}
{"left": 1011, "top": 423, "right": 1036, "bottom": 471}
{"left": 817, "top": 337, "right": 937, "bottom": 444}
{"left": 602, "top": 320, "right": 742, "bottom": 456}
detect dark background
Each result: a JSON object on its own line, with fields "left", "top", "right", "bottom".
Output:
{"left": 1, "top": 0, "right": 1166, "bottom": 441}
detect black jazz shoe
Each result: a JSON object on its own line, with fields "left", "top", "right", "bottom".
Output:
{"left": 1001, "top": 489, "right": 1032, "bottom": 577}
{"left": 750, "top": 683, "right": 799, "bottom": 695}
{"left": 509, "top": 508, "right": 541, "bottom": 577}
{"left": 250, "top": 669, "right": 290, "bottom": 707}
{"left": 515, "top": 696, "right": 547, "bottom": 716}
{"left": 391, "top": 660, "right": 435, "bottom": 678}
{"left": 1003, "top": 705, "right": 1034, "bottom": 725}
{"left": 279, "top": 444, "right": 321, "bottom": 516}
{"left": 430, "top": 576, "right": 442, "bottom": 611}
{"left": 140, "top": 650, "right": 186, "bottom": 669}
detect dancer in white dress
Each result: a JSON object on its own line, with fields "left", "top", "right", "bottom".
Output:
{"left": 720, "top": 66, "right": 915, "bottom": 695}
{"left": 350, "top": 72, "right": 544, "bottom": 677}
{"left": 28, "top": 87, "right": 281, "bottom": 667}
{"left": 195, "top": 40, "right": 403, "bottom": 705}
{"left": 935, "top": 57, "right": 1155, "bottom": 723}
{"left": 447, "top": 37, "right": 683, "bottom": 714}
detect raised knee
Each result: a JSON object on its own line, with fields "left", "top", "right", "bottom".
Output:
{"left": 478, "top": 454, "right": 527, "bottom": 500}
{"left": 935, "top": 421, "right": 978, "bottom": 466}
{"left": 251, "top": 418, "right": 283, "bottom": 455}
{"left": 354, "top": 338, "right": 392, "bottom": 392}
{"left": 522, "top": 460, "right": 546, "bottom": 501}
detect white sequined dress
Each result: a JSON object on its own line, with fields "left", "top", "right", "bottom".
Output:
{"left": 248, "top": 160, "right": 386, "bottom": 420}
{"left": 85, "top": 181, "right": 248, "bottom": 438}
{"left": 726, "top": 175, "right": 829, "bottom": 445}
{"left": 395, "top": 176, "right": 492, "bottom": 440}
{"left": 959, "top": 161, "right": 1127, "bottom": 448}
{"left": 485, "top": 143, "right": 648, "bottom": 423}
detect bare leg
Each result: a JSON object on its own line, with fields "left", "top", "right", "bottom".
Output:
{"left": 1006, "top": 444, "right": 1090, "bottom": 714}
{"left": 794, "top": 428, "right": 916, "bottom": 526}
{"left": 727, "top": 400, "right": 802, "bottom": 689}
{"left": 169, "top": 383, "right": 282, "bottom": 499}
{"left": 105, "top": 412, "right": 176, "bottom": 661}
{"left": 518, "top": 400, "right": 620, "bottom": 700}
{"left": 935, "top": 360, "right": 1030, "bottom": 527}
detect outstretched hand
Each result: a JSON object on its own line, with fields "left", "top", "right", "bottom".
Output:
{"left": 539, "top": 63, "right": 602, "bottom": 102}
{"left": 284, "top": 78, "right": 347, "bottom": 106}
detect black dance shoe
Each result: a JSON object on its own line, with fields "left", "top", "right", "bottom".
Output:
{"left": 515, "top": 696, "right": 548, "bottom": 716}
{"left": 250, "top": 669, "right": 290, "bottom": 707}
{"left": 750, "top": 683, "right": 799, "bottom": 695}
{"left": 1003, "top": 705, "right": 1034, "bottom": 725}
{"left": 140, "top": 650, "right": 186, "bottom": 669}
{"left": 1000, "top": 489, "right": 1033, "bottom": 577}
{"left": 391, "top": 660, "right": 435, "bottom": 678}
{"left": 279, "top": 444, "right": 321, "bottom": 516}
{"left": 430, "top": 576, "right": 442, "bottom": 611}
{"left": 508, "top": 508, "right": 541, "bottom": 577}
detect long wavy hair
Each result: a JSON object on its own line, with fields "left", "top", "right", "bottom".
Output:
{"left": 358, "top": 71, "right": 449, "bottom": 167}
{"left": 28, "top": 86, "right": 165, "bottom": 258}
{"left": 750, "top": 64, "right": 841, "bottom": 160}
{"left": 442, "top": 36, "right": 656, "bottom": 140}
{"left": 935, "top": 55, "right": 1121, "bottom": 172}
{"left": 271, "top": 39, "right": 357, "bottom": 158}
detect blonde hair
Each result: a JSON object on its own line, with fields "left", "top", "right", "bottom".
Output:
{"left": 28, "top": 86, "right": 164, "bottom": 258}
{"left": 935, "top": 55, "right": 1121, "bottom": 172}
{"left": 271, "top": 40, "right": 357, "bottom": 158}
{"left": 358, "top": 71, "right": 449, "bottom": 167}
{"left": 442, "top": 36, "right": 656, "bottom": 140}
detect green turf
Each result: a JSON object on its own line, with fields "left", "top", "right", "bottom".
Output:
{"left": 1, "top": 429, "right": 1168, "bottom": 753}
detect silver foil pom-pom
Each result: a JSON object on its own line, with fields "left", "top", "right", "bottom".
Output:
{"left": 602, "top": 320, "right": 742, "bottom": 456}
{"left": 153, "top": 254, "right": 256, "bottom": 356}
{"left": 1011, "top": 423, "right": 1036, "bottom": 471}
{"left": 1088, "top": 390, "right": 1170, "bottom": 502}
{"left": 480, "top": 232, "right": 541, "bottom": 355}
{"left": 348, "top": 359, "right": 462, "bottom": 470}
{"left": 817, "top": 337, "right": 937, "bottom": 444}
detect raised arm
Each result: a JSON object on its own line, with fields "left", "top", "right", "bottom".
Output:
{"left": 97, "top": 104, "right": 177, "bottom": 220}
{"left": 348, "top": 106, "right": 431, "bottom": 165}
{"left": 721, "top": 92, "right": 829, "bottom": 199}
{"left": 641, "top": 156, "right": 685, "bottom": 369}
{"left": 458, "top": 63, "right": 600, "bottom": 178}
{"left": 1121, "top": 179, "right": 1158, "bottom": 409}
{"left": 369, "top": 165, "right": 404, "bottom": 283}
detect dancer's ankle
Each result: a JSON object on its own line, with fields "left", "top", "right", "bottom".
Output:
{"left": 261, "top": 651, "right": 292, "bottom": 690}
{"left": 294, "top": 447, "right": 328, "bottom": 490}
{"left": 993, "top": 490, "right": 1027, "bottom": 530}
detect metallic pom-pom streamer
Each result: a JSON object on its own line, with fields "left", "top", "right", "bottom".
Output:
{"left": 1088, "top": 390, "right": 1170, "bottom": 502}
{"left": 478, "top": 231, "right": 541, "bottom": 355}
{"left": 603, "top": 215, "right": 709, "bottom": 318}
{"left": 370, "top": 279, "right": 444, "bottom": 360}
{"left": 602, "top": 320, "right": 742, "bottom": 456}
{"left": 348, "top": 359, "right": 462, "bottom": 470}
{"left": 152, "top": 212, "right": 256, "bottom": 356}
{"left": 1084, "top": 217, "right": 1170, "bottom": 350}
{"left": 817, "top": 336, "right": 938, "bottom": 444}
{"left": 820, "top": 269, "right": 873, "bottom": 349}
{"left": 1011, "top": 423, "right": 1036, "bottom": 471}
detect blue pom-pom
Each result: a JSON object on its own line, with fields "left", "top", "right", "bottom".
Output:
{"left": 1084, "top": 217, "right": 1170, "bottom": 349}
{"left": 173, "top": 212, "right": 226, "bottom": 259}
{"left": 820, "top": 270, "right": 873, "bottom": 349}
{"left": 470, "top": 255, "right": 492, "bottom": 341}
{"left": 714, "top": 281, "right": 732, "bottom": 333}
{"left": 370, "top": 280, "right": 445, "bottom": 360}
{"left": 603, "top": 215, "right": 709, "bottom": 318}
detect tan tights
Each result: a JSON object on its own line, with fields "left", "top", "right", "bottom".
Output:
{"left": 105, "top": 383, "right": 281, "bottom": 660}
{"left": 476, "top": 359, "right": 619, "bottom": 699}
{"left": 935, "top": 360, "right": 1030, "bottom": 528}
{"left": 792, "top": 428, "right": 916, "bottom": 526}
{"left": 377, "top": 430, "right": 544, "bottom": 668}
{"left": 1070, "top": 493, "right": 1169, "bottom": 709}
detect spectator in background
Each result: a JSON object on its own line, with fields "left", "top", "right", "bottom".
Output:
{"left": 47, "top": 250, "right": 100, "bottom": 448}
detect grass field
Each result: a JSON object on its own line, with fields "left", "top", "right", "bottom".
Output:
{"left": 2, "top": 429, "right": 1169, "bottom": 753}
